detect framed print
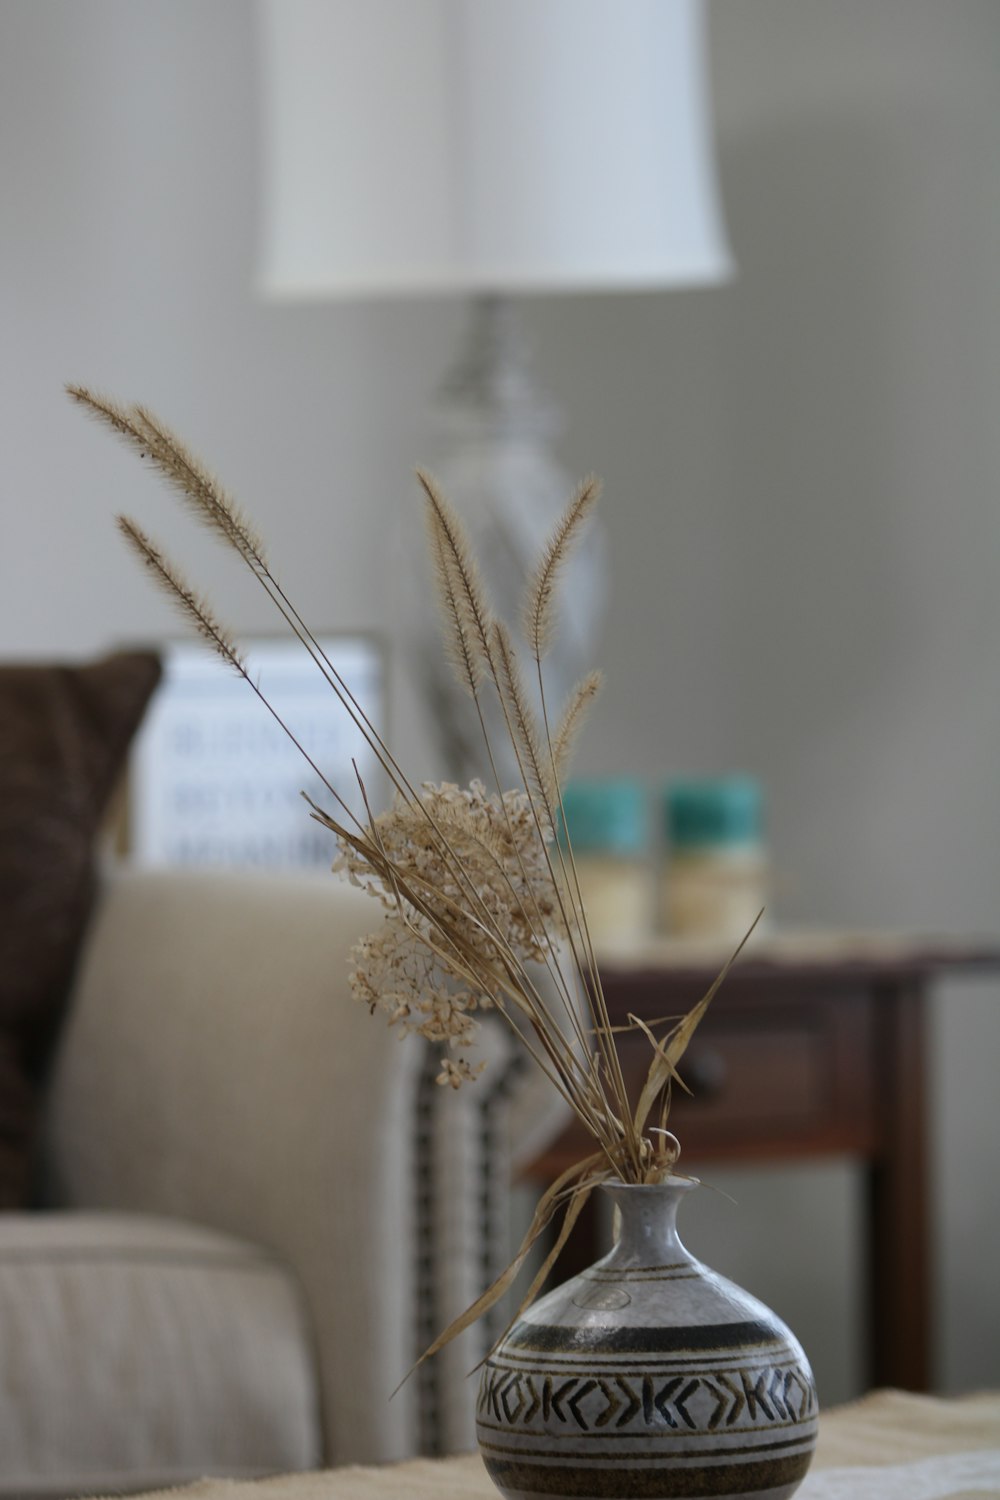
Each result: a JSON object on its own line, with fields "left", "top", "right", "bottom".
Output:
{"left": 129, "top": 635, "right": 385, "bottom": 868}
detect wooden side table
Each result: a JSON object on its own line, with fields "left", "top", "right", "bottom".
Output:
{"left": 523, "top": 932, "right": 1000, "bottom": 1393}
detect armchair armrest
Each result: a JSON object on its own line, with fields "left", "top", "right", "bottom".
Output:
{"left": 41, "top": 867, "right": 421, "bottom": 1466}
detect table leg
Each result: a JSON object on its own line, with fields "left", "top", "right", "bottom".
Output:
{"left": 866, "top": 979, "right": 931, "bottom": 1390}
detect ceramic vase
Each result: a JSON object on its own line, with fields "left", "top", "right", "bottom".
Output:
{"left": 477, "top": 1177, "right": 817, "bottom": 1500}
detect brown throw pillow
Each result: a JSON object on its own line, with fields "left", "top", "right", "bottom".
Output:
{"left": 0, "top": 651, "right": 161, "bottom": 1208}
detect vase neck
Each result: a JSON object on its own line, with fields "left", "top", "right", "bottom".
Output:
{"left": 600, "top": 1179, "right": 698, "bottom": 1269}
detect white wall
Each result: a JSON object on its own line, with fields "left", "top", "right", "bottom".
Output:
{"left": 1, "top": 0, "right": 997, "bottom": 1404}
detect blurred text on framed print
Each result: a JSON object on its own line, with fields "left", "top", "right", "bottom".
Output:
{"left": 130, "top": 636, "right": 385, "bottom": 868}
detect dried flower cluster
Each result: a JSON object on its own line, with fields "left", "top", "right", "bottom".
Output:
{"left": 69, "top": 382, "right": 750, "bottom": 1371}
{"left": 335, "top": 780, "right": 564, "bottom": 1082}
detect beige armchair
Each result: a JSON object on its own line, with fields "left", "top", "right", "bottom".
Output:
{"left": 0, "top": 865, "right": 565, "bottom": 1496}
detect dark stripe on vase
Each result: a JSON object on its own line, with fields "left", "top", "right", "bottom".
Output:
{"left": 482, "top": 1450, "right": 813, "bottom": 1497}
{"left": 477, "top": 1415, "right": 819, "bottom": 1444}
{"left": 584, "top": 1263, "right": 690, "bottom": 1275}
{"left": 580, "top": 1273, "right": 706, "bottom": 1286}
{"left": 489, "top": 1351, "right": 804, "bottom": 1375}
{"left": 505, "top": 1321, "right": 787, "bottom": 1356}
{"left": 478, "top": 1432, "right": 817, "bottom": 1461}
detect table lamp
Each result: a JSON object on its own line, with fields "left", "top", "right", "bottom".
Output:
{"left": 255, "top": 0, "right": 732, "bottom": 782}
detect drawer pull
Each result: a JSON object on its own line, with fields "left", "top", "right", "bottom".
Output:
{"left": 684, "top": 1048, "right": 728, "bottom": 1099}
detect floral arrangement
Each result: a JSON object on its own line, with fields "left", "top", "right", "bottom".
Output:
{"left": 68, "top": 384, "right": 750, "bottom": 1359}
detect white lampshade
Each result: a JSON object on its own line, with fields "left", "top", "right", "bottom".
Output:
{"left": 257, "top": 0, "right": 732, "bottom": 298}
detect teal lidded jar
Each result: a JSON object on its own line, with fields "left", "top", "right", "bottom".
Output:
{"left": 661, "top": 776, "right": 768, "bottom": 941}
{"left": 560, "top": 778, "right": 650, "bottom": 949}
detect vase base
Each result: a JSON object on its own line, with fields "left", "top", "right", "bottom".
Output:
{"left": 483, "top": 1449, "right": 812, "bottom": 1500}
{"left": 488, "top": 1477, "right": 805, "bottom": 1500}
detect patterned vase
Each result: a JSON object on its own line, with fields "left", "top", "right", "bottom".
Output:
{"left": 477, "top": 1178, "right": 817, "bottom": 1500}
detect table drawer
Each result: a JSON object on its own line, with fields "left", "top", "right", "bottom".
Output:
{"left": 624, "top": 1018, "right": 824, "bottom": 1131}
{"left": 644, "top": 1011, "right": 869, "bottom": 1156}
{"left": 526, "top": 987, "right": 877, "bottom": 1176}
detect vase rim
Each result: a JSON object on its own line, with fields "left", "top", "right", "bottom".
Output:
{"left": 602, "top": 1174, "right": 700, "bottom": 1193}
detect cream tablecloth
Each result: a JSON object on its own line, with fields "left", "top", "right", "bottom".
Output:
{"left": 101, "top": 1391, "right": 1000, "bottom": 1500}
